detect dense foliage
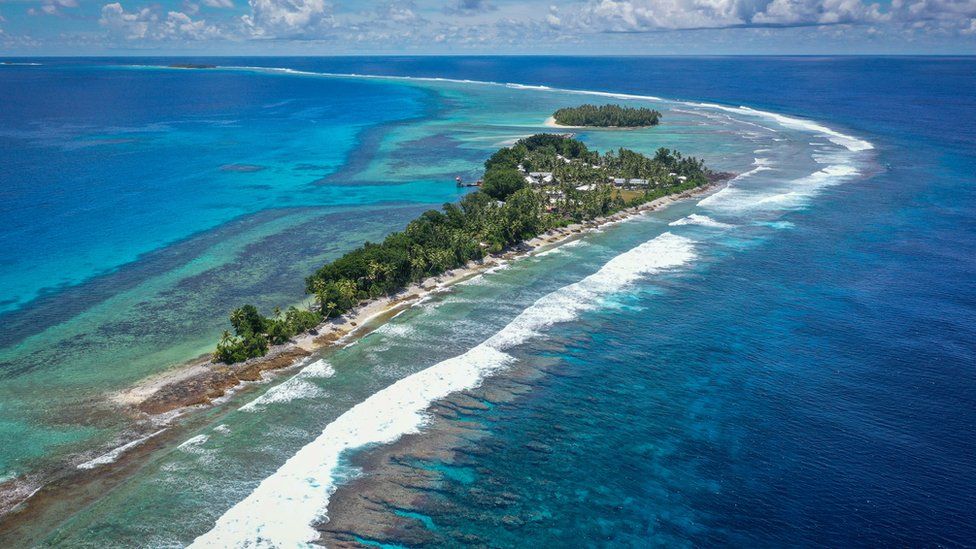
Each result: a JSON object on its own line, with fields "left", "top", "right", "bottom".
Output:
{"left": 213, "top": 134, "right": 710, "bottom": 364}
{"left": 214, "top": 305, "right": 321, "bottom": 364}
{"left": 481, "top": 167, "right": 527, "bottom": 200}
{"left": 552, "top": 104, "right": 662, "bottom": 127}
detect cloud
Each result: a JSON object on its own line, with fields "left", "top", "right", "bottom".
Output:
{"left": 240, "top": 0, "right": 336, "bottom": 38}
{"left": 9, "top": 0, "right": 976, "bottom": 50}
{"left": 573, "top": 0, "right": 976, "bottom": 31}
{"left": 447, "top": 0, "right": 497, "bottom": 15}
{"left": 546, "top": 5, "right": 561, "bottom": 27}
{"left": 99, "top": 2, "right": 221, "bottom": 40}
{"left": 382, "top": 2, "right": 421, "bottom": 22}
{"left": 28, "top": 0, "right": 79, "bottom": 16}
{"left": 751, "top": 0, "right": 886, "bottom": 25}
{"left": 162, "top": 10, "right": 223, "bottom": 38}
{"left": 99, "top": 3, "right": 152, "bottom": 38}
{"left": 889, "top": 0, "right": 976, "bottom": 32}
{"left": 577, "top": 0, "right": 747, "bottom": 30}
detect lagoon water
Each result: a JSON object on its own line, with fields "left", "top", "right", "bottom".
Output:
{"left": 0, "top": 57, "right": 974, "bottom": 546}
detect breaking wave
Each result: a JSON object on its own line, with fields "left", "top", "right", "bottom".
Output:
{"left": 77, "top": 429, "right": 167, "bottom": 470}
{"left": 238, "top": 360, "right": 335, "bottom": 412}
{"left": 190, "top": 232, "right": 696, "bottom": 548}
{"left": 209, "top": 64, "right": 873, "bottom": 156}
{"left": 669, "top": 214, "right": 734, "bottom": 229}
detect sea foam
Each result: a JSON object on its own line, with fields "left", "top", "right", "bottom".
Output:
{"left": 238, "top": 360, "right": 335, "bottom": 412}
{"left": 190, "top": 232, "right": 695, "bottom": 548}
{"left": 690, "top": 103, "right": 873, "bottom": 152}
{"left": 77, "top": 429, "right": 167, "bottom": 470}
{"left": 221, "top": 65, "right": 873, "bottom": 157}
{"left": 699, "top": 160, "right": 861, "bottom": 213}
{"left": 178, "top": 434, "right": 210, "bottom": 450}
{"left": 669, "top": 214, "right": 734, "bottom": 229}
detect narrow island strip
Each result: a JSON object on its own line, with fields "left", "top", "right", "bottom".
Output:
{"left": 119, "top": 132, "right": 731, "bottom": 416}
{"left": 548, "top": 103, "right": 662, "bottom": 128}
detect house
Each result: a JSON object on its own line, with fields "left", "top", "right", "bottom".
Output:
{"left": 528, "top": 172, "right": 554, "bottom": 184}
{"left": 611, "top": 177, "right": 651, "bottom": 188}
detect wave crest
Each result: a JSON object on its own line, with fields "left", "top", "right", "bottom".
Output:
{"left": 190, "top": 233, "right": 695, "bottom": 548}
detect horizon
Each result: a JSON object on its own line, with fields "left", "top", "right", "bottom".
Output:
{"left": 1, "top": 0, "right": 974, "bottom": 56}
{"left": 5, "top": 53, "right": 976, "bottom": 57}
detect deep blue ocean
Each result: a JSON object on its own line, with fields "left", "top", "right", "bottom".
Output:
{"left": 376, "top": 57, "right": 976, "bottom": 547}
{"left": 1, "top": 57, "right": 974, "bottom": 546}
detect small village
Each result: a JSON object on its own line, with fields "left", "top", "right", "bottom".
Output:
{"left": 457, "top": 133, "right": 703, "bottom": 215}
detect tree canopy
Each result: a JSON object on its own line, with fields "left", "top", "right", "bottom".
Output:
{"left": 212, "top": 134, "right": 710, "bottom": 364}
{"left": 482, "top": 167, "right": 527, "bottom": 200}
{"left": 552, "top": 104, "right": 662, "bottom": 127}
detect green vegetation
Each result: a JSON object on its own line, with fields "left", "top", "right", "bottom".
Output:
{"left": 213, "top": 134, "right": 711, "bottom": 364}
{"left": 552, "top": 104, "right": 662, "bottom": 127}
{"left": 214, "top": 305, "right": 321, "bottom": 363}
{"left": 481, "top": 166, "right": 527, "bottom": 200}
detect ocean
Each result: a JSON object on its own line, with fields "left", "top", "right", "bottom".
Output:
{"left": 0, "top": 57, "right": 973, "bottom": 546}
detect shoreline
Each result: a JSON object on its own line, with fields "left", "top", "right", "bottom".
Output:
{"left": 0, "top": 178, "right": 728, "bottom": 535}
{"left": 543, "top": 116, "right": 657, "bottom": 130}
{"left": 314, "top": 181, "right": 728, "bottom": 545}
{"left": 113, "top": 178, "right": 729, "bottom": 419}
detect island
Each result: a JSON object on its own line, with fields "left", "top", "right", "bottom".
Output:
{"left": 551, "top": 104, "right": 662, "bottom": 127}
{"left": 213, "top": 134, "right": 715, "bottom": 364}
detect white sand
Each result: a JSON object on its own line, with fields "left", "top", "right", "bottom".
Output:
{"left": 114, "top": 181, "right": 724, "bottom": 412}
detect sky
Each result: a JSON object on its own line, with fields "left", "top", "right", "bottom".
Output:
{"left": 0, "top": 0, "right": 974, "bottom": 55}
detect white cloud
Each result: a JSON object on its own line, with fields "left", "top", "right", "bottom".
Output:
{"left": 29, "top": 0, "right": 79, "bottom": 16}
{"left": 546, "top": 5, "right": 562, "bottom": 27}
{"left": 240, "top": 0, "right": 336, "bottom": 38}
{"left": 752, "top": 0, "right": 886, "bottom": 25}
{"left": 447, "top": 0, "right": 497, "bottom": 15}
{"left": 577, "top": 0, "right": 746, "bottom": 30}
{"left": 12, "top": 0, "right": 973, "bottom": 50}
{"left": 363, "top": 1, "right": 423, "bottom": 23}
{"left": 162, "top": 10, "right": 222, "bottom": 38}
{"left": 572, "top": 0, "right": 976, "bottom": 32}
{"left": 99, "top": 2, "right": 220, "bottom": 40}
{"left": 889, "top": 0, "right": 976, "bottom": 32}
{"left": 99, "top": 3, "right": 152, "bottom": 38}
{"left": 385, "top": 4, "right": 420, "bottom": 22}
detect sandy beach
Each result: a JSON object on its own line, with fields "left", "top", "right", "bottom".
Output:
{"left": 112, "top": 178, "right": 729, "bottom": 418}
{"left": 543, "top": 116, "right": 655, "bottom": 130}
{"left": 544, "top": 115, "right": 575, "bottom": 128}
{"left": 0, "top": 177, "right": 730, "bottom": 541}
